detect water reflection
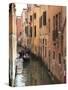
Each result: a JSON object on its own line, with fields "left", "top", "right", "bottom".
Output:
{"left": 15, "top": 56, "right": 57, "bottom": 87}
{"left": 15, "top": 74, "right": 25, "bottom": 87}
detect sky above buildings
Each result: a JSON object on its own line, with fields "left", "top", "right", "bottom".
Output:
{"left": 16, "top": 3, "right": 27, "bottom": 16}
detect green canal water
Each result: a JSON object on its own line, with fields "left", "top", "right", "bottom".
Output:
{"left": 15, "top": 54, "right": 59, "bottom": 87}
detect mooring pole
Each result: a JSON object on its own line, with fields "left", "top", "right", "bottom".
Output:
{"left": 9, "top": 3, "right": 17, "bottom": 86}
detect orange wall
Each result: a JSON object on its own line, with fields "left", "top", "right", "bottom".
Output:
{"left": 16, "top": 16, "right": 23, "bottom": 38}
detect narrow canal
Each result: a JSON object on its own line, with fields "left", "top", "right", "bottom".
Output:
{"left": 15, "top": 51, "right": 59, "bottom": 87}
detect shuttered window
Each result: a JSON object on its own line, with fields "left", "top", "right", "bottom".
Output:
{"left": 43, "top": 11, "right": 46, "bottom": 25}
{"left": 30, "top": 15, "right": 32, "bottom": 21}
{"left": 30, "top": 27, "right": 32, "bottom": 37}
{"left": 34, "top": 26, "right": 36, "bottom": 37}
{"left": 39, "top": 16, "right": 42, "bottom": 28}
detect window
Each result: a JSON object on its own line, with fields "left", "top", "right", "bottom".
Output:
{"left": 19, "top": 32, "right": 22, "bottom": 36}
{"left": 53, "top": 16, "right": 56, "bottom": 30}
{"left": 30, "top": 27, "right": 32, "bottom": 37}
{"left": 45, "top": 39, "right": 47, "bottom": 45}
{"left": 34, "top": 13, "right": 36, "bottom": 19}
{"left": 56, "top": 14, "right": 58, "bottom": 30}
{"left": 45, "top": 47, "right": 47, "bottom": 57}
{"left": 59, "top": 12, "right": 62, "bottom": 30}
{"left": 59, "top": 53, "right": 61, "bottom": 64}
{"left": 52, "top": 30, "right": 58, "bottom": 43}
{"left": 30, "top": 15, "right": 32, "bottom": 21}
{"left": 39, "top": 16, "right": 42, "bottom": 28}
{"left": 42, "top": 44, "right": 44, "bottom": 59}
{"left": 53, "top": 51, "right": 55, "bottom": 59}
{"left": 49, "top": 19, "right": 50, "bottom": 32}
{"left": 43, "top": 39, "right": 44, "bottom": 45}
{"left": 55, "top": 29, "right": 58, "bottom": 39}
{"left": 52, "top": 30, "right": 56, "bottom": 41}
{"left": 53, "top": 30, "right": 58, "bottom": 41}
{"left": 53, "top": 16, "right": 56, "bottom": 42}
{"left": 53, "top": 15, "right": 58, "bottom": 41}
{"left": 49, "top": 50, "right": 50, "bottom": 69}
{"left": 34, "top": 26, "right": 36, "bottom": 37}
{"left": 61, "top": 35, "right": 63, "bottom": 55}
{"left": 43, "top": 11, "right": 46, "bottom": 25}
{"left": 25, "top": 26, "right": 28, "bottom": 36}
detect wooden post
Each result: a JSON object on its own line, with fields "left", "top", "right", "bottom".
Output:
{"left": 9, "top": 3, "right": 17, "bottom": 86}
